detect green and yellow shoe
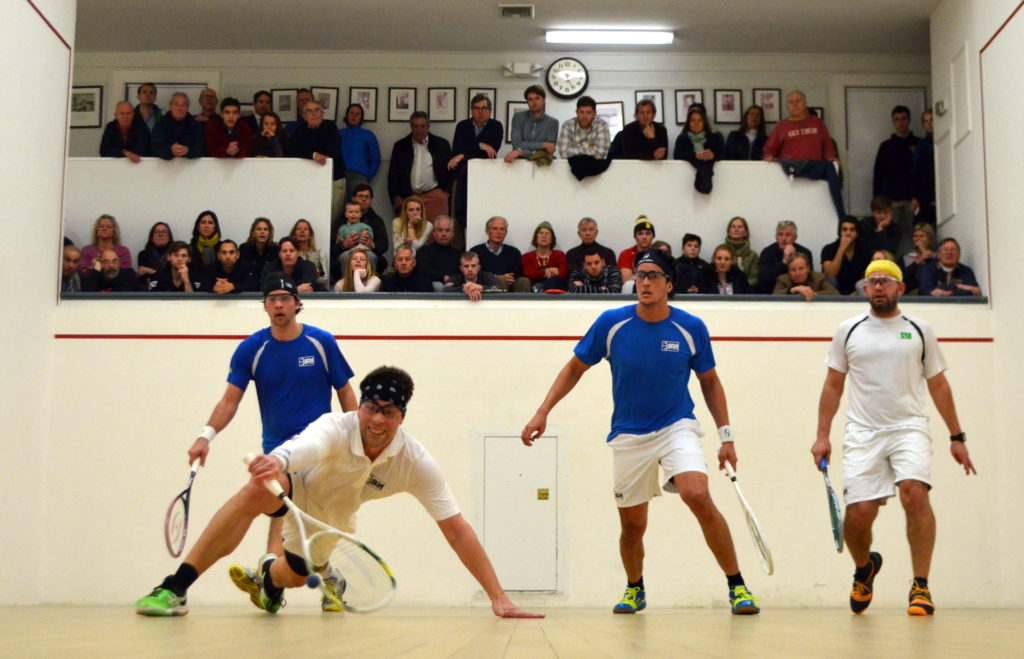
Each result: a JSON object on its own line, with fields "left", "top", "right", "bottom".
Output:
{"left": 729, "top": 585, "right": 761, "bottom": 615}
{"left": 135, "top": 587, "right": 188, "bottom": 616}
{"left": 229, "top": 553, "right": 285, "bottom": 613}
{"left": 612, "top": 585, "right": 647, "bottom": 614}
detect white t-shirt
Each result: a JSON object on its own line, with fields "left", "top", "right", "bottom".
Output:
{"left": 825, "top": 312, "right": 946, "bottom": 431}
{"left": 270, "top": 411, "right": 459, "bottom": 534}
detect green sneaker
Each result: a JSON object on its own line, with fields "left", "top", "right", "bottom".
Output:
{"left": 729, "top": 585, "right": 761, "bottom": 615}
{"left": 229, "top": 553, "right": 285, "bottom": 613}
{"left": 135, "top": 587, "right": 188, "bottom": 616}
{"left": 612, "top": 585, "right": 646, "bottom": 614}
{"left": 321, "top": 566, "right": 346, "bottom": 612}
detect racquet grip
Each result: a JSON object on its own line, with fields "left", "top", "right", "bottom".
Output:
{"left": 243, "top": 452, "right": 286, "bottom": 496}
{"left": 819, "top": 457, "right": 827, "bottom": 470}
{"left": 189, "top": 458, "right": 200, "bottom": 473}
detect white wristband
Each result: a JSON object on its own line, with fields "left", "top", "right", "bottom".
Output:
{"left": 718, "top": 425, "right": 734, "bottom": 444}
{"left": 198, "top": 425, "right": 217, "bottom": 442}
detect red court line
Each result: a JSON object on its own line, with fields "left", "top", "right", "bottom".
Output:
{"left": 53, "top": 333, "right": 994, "bottom": 343}
{"left": 27, "top": 0, "right": 71, "bottom": 50}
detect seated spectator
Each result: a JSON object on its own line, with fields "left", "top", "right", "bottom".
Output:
{"left": 568, "top": 251, "right": 622, "bottom": 294}
{"left": 189, "top": 210, "right": 222, "bottom": 267}
{"left": 133, "top": 82, "right": 161, "bottom": 133}
{"left": 193, "top": 88, "right": 219, "bottom": 123}
{"left": 99, "top": 101, "right": 151, "bottom": 161}
{"left": 619, "top": 99, "right": 668, "bottom": 160}
{"left": 381, "top": 246, "right": 433, "bottom": 293}
{"left": 566, "top": 217, "right": 617, "bottom": 274}
{"left": 705, "top": 244, "right": 752, "bottom": 295}
{"left": 448, "top": 93, "right": 503, "bottom": 228}
{"left": 336, "top": 200, "right": 379, "bottom": 278}
{"left": 900, "top": 222, "right": 937, "bottom": 292}
{"left": 81, "top": 249, "right": 138, "bottom": 292}
{"left": 821, "top": 217, "right": 871, "bottom": 295}
{"left": 522, "top": 221, "right": 567, "bottom": 292}
{"left": 471, "top": 216, "right": 532, "bottom": 292}
{"left": 757, "top": 220, "right": 813, "bottom": 294}
{"left": 136, "top": 221, "right": 174, "bottom": 291}
{"left": 289, "top": 219, "right": 327, "bottom": 290}
{"left": 918, "top": 238, "right": 982, "bottom": 297}
{"left": 416, "top": 215, "right": 461, "bottom": 290}
{"left": 762, "top": 90, "right": 836, "bottom": 163}
{"left": 504, "top": 85, "right": 558, "bottom": 164}
{"left": 239, "top": 217, "right": 279, "bottom": 282}
{"left": 252, "top": 112, "right": 289, "bottom": 158}
{"left": 673, "top": 105, "right": 724, "bottom": 193}
{"left": 61, "top": 245, "right": 82, "bottom": 293}
{"left": 151, "top": 92, "right": 205, "bottom": 160}
{"left": 79, "top": 214, "right": 132, "bottom": 274}
{"left": 288, "top": 100, "right": 345, "bottom": 226}
{"left": 349, "top": 184, "right": 389, "bottom": 268}
{"left": 557, "top": 95, "right": 612, "bottom": 180}
{"left": 772, "top": 253, "right": 839, "bottom": 300}
{"left": 618, "top": 216, "right": 657, "bottom": 286}
{"left": 723, "top": 105, "right": 767, "bottom": 161}
{"left": 203, "top": 239, "right": 255, "bottom": 294}
{"left": 262, "top": 236, "right": 321, "bottom": 293}
{"left": 148, "top": 241, "right": 201, "bottom": 292}
{"left": 858, "top": 196, "right": 903, "bottom": 257}
{"left": 340, "top": 103, "right": 382, "bottom": 199}
{"left": 392, "top": 195, "right": 432, "bottom": 257}
{"left": 672, "top": 233, "right": 712, "bottom": 294}
{"left": 333, "top": 247, "right": 380, "bottom": 292}
{"left": 204, "top": 97, "right": 252, "bottom": 159}
{"left": 653, "top": 240, "right": 674, "bottom": 257}
{"left": 444, "top": 251, "right": 505, "bottom": 301}
{"left": 853, "top": 249, "right": 896, "bottom": 296}
{"left": 724, "top": 216, "right": 759, "bottom": 289}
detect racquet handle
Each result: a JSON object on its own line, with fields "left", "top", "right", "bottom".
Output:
{"left": 723, "top": 463, "right": 737, "bottom": 479}
{"left": 243, "top": 452, "right": 285, "bottom": 496}
{"left": 819, "top": 457, "right": 827, "bottom": 470}
{"left": 189, "top": 458, "right": 200, "bottom": 474}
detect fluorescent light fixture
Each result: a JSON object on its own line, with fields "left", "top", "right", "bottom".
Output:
{"left": 546, "top": 30, "right": 674, "bottom": 45}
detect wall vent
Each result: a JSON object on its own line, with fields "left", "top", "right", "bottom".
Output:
{"left": 499, "top": 4, "right": 535, "bottom": 19}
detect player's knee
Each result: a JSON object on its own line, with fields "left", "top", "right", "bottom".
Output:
{"left": 676, "top": 481, "right": 713, "bottom": 513}
{"left": 897, "top": 480, "right": 930, "bottom": 510}
{"left": 238, "top": 481, "right": 281, "bottom": 515}
{"left": 619, "top": 517, "right": 647, "bottom": 539}
{"left": 844, "top": 501, "right": 877, "bottom": 529}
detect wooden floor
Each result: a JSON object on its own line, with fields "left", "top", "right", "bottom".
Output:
{"left": 3, "top": 606, "right": 1018, "bottom": 657}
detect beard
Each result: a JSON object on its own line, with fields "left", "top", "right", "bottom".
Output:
{"left": 869, "top": 295, "right": 898, "bottom": 315}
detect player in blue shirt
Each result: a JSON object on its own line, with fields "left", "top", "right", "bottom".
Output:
{"left": 522, "top": 249, "right": 761, "bottom": 615}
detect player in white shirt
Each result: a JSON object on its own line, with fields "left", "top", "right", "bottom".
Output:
{"left": 811, "top": 260, "right": 975, "bottom": 617}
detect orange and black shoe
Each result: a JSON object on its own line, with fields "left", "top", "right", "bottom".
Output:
{"left": 850, "top": 551, "right": 883, "bottom": 614}
{"left": 907, "top": 579, "right": 935, "bottom": 616}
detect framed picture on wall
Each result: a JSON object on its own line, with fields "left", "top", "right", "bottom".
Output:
{"left": 349, "top": 87, "right": 378, "bottom": 122}
{"left": 634, "top": 90, "right": 664, "bottom": 121}
{"left": 428, "top": 87, "right": 456, "bottom": 122}
{"left": 753, "top": 88, "right": 782, "bottom": 123}
{"left": 809, "top": 106, "right": 825, "bottom": 121}
{"left": 714, "top": 90, "right": 743, "bottom": 124}
{"left": 468, "top": 87, "right": 497, "bottom": 116}
{"left": 388, "top": 87, "right": 417, "bottom": 122}
{"left": 674, "top": 90, "right": 704, "bottom": 124}
{"left": 239, "top": 103, "right": 254, "bottom": 117}
{"left": 271, "top": 89, "right": 297, "bottom": 119}
{"left": 71, "top": 86, "right": 103, "bottom": 128}
{"left": 596, "top": 101, "right": 625, "bottom": 139}
{"left": 310, "top": 86, "right": 339, "bottom": 121}
{"left": 506, "top": 101, "right": 529, "bottom": 143}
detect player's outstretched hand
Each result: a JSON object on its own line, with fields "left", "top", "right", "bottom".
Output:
{"left": 950, "top": 442, "right": 977, "bottom": 475}
{"left": 188, "top": 437, "right": 210, "bottom": 467}
{"left": 492, "top": 593, "right": 545, "bottom": 618}
{"left": 717, "top": 442, "right": 737, "bottom": 472}
{"left": 521, "top": 413, "right": 547, "bottom": 446}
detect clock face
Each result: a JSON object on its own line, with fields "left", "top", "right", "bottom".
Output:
{"left": 546, "top": 57, "right": 589, "bottom": 100}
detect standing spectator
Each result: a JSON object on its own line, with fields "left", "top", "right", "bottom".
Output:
{"left": 133, "top": 82, "right": 162, "bottom": 132}
{"left": 723, "top": 216, "right": 759, "bottom": 289}
{"left": 618, "top": 216, "right": 657, "bottom": 286}
{"left": 772, "top": 253, "right": 839, "bottom": 300}
{"left": 757, "top": 220, "right": 813, "bottom": 294}
{"left": 448, "top": 94, "right": 503, "bottom": 232}
{"left": 288, "top": 100, "right": 346, "bottom": 228}
{"left": 261, "top": 236, "right": 320, "bottom": 292}
{"left": 290, "top": 219, "right": 327, "bottom": 291}
{"left": 568, "top": 251, "right": 622, "bottom": 294}
{"left": 504, "top": 85, "right": 559, "bottom": 163}
{"left": 674, "top": 106, "right": 725, "bottom": 194}
{"left": 152, "top": 92, "right": 205, "bottom": 160}
{"left": 918, "top": 238, "right": 981, "bottom": 297}
{"left": 194, "top": 88, "right": 219, "bottom": 123}
{"left": 136, "top": 222, "right": 174, "bottom": 291}
{"left": 99, "top": 101, "right": 151, "bottom": 161}
{"left": 252, "top": 112, "right": 289, "bottom": 158}
{"left": 333, "top": 247, "right": 380, "bottom": 293}
{"left": 565, "top": 217, "right": 618, "bottom": 275}
{"left": 901, "top": 223, "right": 937, "bottom": 292}
{"left": 705, "top": 244, "right": 752, "bottom": 295}
{"left": 239, "top": 217, "right": 279, "bottom": 281}
{"left": 672, "top": 233, "right": 712, "bottom": 294}
{"left": 79, "top": 214, "right": 132, "bottom": 274}
{"left": 762, "top": 90, "right": 837, "bottom": 162}
{"left": 557, "top": 95, "right": 612, "bottom": 180}
{"left": 148, "top": 241, "right": 201, "bottom": 292}
{"left": 241, "top": 90, "right": 271, "bottom": 135}
{"left": 470, "top": 216, "right": 532, "bottom": 292}
{"left": 821, "top": 217, "right": 871, "bottom": 295}
{"left": 416, "top": 215, "right": 462, "bottom": 290}
{"left": 339, "top": 103, "right": 382, "bottom": 198}
{"left": 522, "top": 221, "right": 568, "bottom": 292}
{"left": 203, "top": 239, "right": 255, "bottom": 295}
{"left": 189, "top": 210, "right": 222, "bottom": 267}
{"left": 381, "top": 246, "right": 433, "bottom": 293}
{"left": 873, "top": 105, "right": 919, "bottom": 237}
{"left": 61, "top": 245, "right": 82, "bottom": 293}
{"left": 81, "top": 249, "right": 138, "bottom": 292}
{"left": 392, "top": 196, "right": 432, "bottom": 257}
{"left": 387, "top": 111, "right": 451, "bottom": 225}
{"left": 723, "top": 105, "right": 767, "bottom": 161}
{"left": 619, "top": 99, "right": 668, "bottom": 160}
{"left": 911, "top": 110, "right": 936, "bottom": 226}
{"left": 205, "top": 97, "right": 252, "bottom": 159}
{"left": 286, "top": 88, "right": 314, "bottom": 134}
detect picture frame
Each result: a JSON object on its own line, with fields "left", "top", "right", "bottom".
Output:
{"left": 239, "top": 103, "right": 254, "bottom": 117}
{"left": 674, "top": 90, "right": 705, "bottom": 124}
{"left": 809, "top": 106, "right": 825, "bottom": 122}
{"left": 468, "top": 87, "right": 497, "bottom": 116}
{"left": 753, "top": 88, "right": 782, "bottom": 123}
{"left": 310, "top": 86, "right": 339, "bottom": 121}
{"left": 271, "top": 88, "right": 297, "bottom": 120}
{"left": 71, "top": 85, "right": 103, "bottom": 128}
{"left": 388, "top": 87, "right": 417, "bottom": 122}
{"left": 505, "top": 101, "right": 529, "bottom": 143}
{"left": 349, "top": 87, "right": 377, "bottom": 122}
{"left": 428, "top": 87, "right": 456, "bottom": 122}
{"left": 634, "top": 90, "right": 664, "bottom": 121}
{"left": 714, "top": 90, "right": 743, "bottom": 124}
{"left": 595, "top": 101, "right": 625, "bottom": 139}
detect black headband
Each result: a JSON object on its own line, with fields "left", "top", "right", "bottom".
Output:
{"left": 360, "top": 378, "right": 411, "bottom": 412}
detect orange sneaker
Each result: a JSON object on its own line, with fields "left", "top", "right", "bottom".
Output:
{"left": 850, "top": 551, "right": 883, "bottom": 614}
{"left": 907, "top": 580, "right": 935, "bottom": 616}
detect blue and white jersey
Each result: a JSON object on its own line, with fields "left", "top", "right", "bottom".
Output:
{"left": 574, "top": 304, "right": 716, "bottom": 441}
{"left": 228, "top": 324, "right": 354, "bottom": 452}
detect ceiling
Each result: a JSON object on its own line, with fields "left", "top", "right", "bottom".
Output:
{"left": 75, "top": 0, "right": 939, "bottom": 56}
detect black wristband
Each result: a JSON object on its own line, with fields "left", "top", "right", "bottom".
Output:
{"left": 950, "top": 432, "right": 966, "bottom": 443}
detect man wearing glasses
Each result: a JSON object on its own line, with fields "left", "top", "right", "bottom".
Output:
{"left": 521, "top": 248, "right": 762, "bottom": 616}
{"left": 811, "top": 260, "right": 975, "bottom": 617}
{"left": 448, "top": 94, "right": 504, "bottom": 239}
{"left": 288, "top": 100, "right": 346, "bottom": 228}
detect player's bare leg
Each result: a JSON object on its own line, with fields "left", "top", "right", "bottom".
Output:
{"left": 844, "top": 500, "right": 881, "bottom": 568}
{"left": 617, "top": 503, "right": 648, "bottom": 581}
{"left": 898, "top": 479, "right": 935, "bottom": 578}
{"left": 266, "top": 516, "right": 284, "bottom": 556}
{"left": 673, "top": 472, "right": 738, "bottom": 574}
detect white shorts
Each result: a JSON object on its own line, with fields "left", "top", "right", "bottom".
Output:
{"left": 281, "top": 471, "right": 354, "bottom": 563}
{"left": 608, "top": 418, "right": 707, "bottom": 508}
{"left": 843, "top": 425, "right": 932, "bottom": 505}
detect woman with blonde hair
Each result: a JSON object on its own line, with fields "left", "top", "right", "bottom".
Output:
{"left": 333, "top": 247, "right": 380, "bottom": 292}
{"left": 723, "top": 216, "right": 758, "bottom": 288}
{"left": 392, "top": 196, "right": 431, "bottom": 256}
{"left": 79, "top": 214, "right": 132, "bottom": 274}
{"left": 289, "top": 218, "right": 327, "bottom": 290}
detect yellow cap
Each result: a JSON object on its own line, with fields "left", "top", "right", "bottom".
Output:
{"left": 864, "top": 259, "right": 903, "bottom": 282}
